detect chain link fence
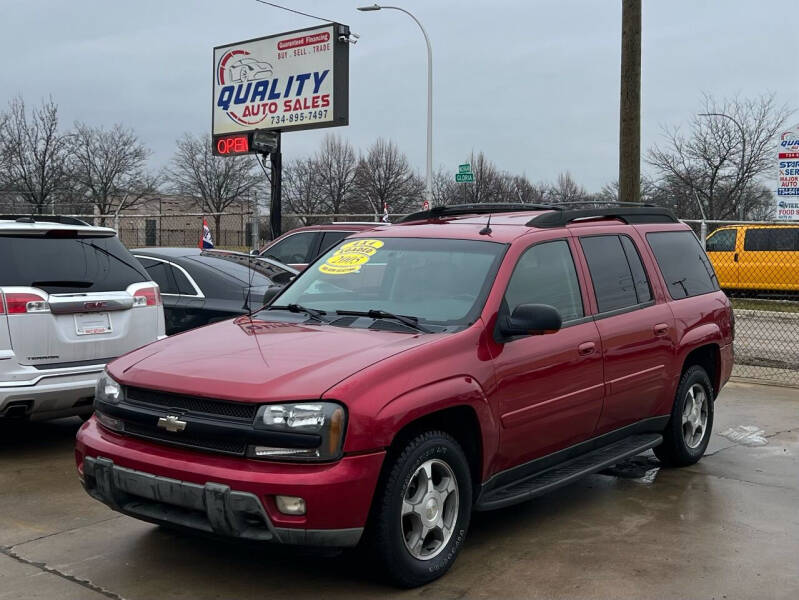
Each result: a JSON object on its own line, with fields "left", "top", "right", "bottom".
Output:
{"left": 685, "top": 219, "right": 799, "bottom": 386}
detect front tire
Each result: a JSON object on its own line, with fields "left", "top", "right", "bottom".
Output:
{"left": 367, "top": 431, "right": 472, "bottom": 588}
{"left": 654, "top": 365, "right": 714, "bottom": 467}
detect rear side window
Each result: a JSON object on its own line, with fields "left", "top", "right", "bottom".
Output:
{"left": 264, "top": 232, "right": 317, "bottom": 264}
{"left": 319, "top": 231, "right": 353, "bottom": 256}
{"left": 706, "top": 229, "right": 737, "bottom": 252}
{"left": 580, "top": 235, "right": 651, "bottom": 313}
{"left": 137, "top": 257, "right": 179, "bottom": 294}
{"left": 0, "top": 234, "right": 147, "bottom": 294}
{"left": 743, "top": 228, "right": 799, "bottom": 251}
{"left": 646, "top": 231, "right": 719, "bottom": 299}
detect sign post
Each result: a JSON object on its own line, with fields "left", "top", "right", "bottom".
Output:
{"left": 776, "top": 124, "right": 799, "bottom": 221}
{"left": 212, "top": 23, "right": 351, "bottom": 236}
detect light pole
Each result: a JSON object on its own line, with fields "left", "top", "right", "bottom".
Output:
{"left": 358, "top": 4, "right": 433, "bottom": 206}
{"left": 699, "top": 112, "right": 747, "bottom": 220}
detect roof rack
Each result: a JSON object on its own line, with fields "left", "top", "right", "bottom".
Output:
{"left": 399, "top": 203, "right": 556, "bottom": 223}
{"left": 527, "top": 206, "right": 677, "bottom": 228}
{"left": 0, "top": 214, "right": 92, "bottom": 226}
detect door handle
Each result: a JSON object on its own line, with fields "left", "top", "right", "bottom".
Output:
{"left": 734, "top": 252, "right": 739, "bottom": 262}
{"left": 578, "top": 342, "right": 596, "bottom": 356}
{"left": 654, "top": 323, "right": 669, "bottom": 336}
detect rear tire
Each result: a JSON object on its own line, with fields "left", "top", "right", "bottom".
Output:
{"left": 366, "top": 431, "right": 472, "bottom": 588}
{"left": 654, "top": 365, "right": 714, "bottom": 467}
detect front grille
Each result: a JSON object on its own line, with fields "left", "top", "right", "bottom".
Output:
{"left": 124, "top": 422, "right": 248, "bottom": 456}
{"left": 125, "top": 387, "right": 258, "bottom": 421}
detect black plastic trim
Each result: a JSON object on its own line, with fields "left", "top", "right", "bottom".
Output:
{"left": 400, "top": 203, "right": 557, "bottom": 223}
{"left": 527, "top": 207, "right": 678, "bottom": 228}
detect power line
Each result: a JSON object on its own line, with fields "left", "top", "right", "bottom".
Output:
{"left": 253, "top": 0, "right": 336, "bottom": 24}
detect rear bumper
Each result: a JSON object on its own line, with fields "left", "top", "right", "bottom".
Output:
{"left": 76, "top": 418, "right": 386, "bottom": 547}
{"left": 0, "top": 368, "right": 102, "bottom": 419}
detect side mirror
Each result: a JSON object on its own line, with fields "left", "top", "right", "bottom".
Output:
{"left": 262, "top": 284, "right": 283, "bottom": 305}
{"left": 250, "top": 249, "right": 260, "bottom": 256}
{"left": 498, "top": 303, "right": 562, "bottom": 339}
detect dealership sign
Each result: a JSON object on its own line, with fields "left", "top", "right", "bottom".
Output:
{"left": 212, "top": 24, "right": 349, "bottom": 155}
{"left": 776, "top": 123, "right": 799, "bottom": 220}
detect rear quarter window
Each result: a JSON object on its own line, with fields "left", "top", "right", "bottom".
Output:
{"left": 646, "top": 230, "right": 719, "bottom": 299}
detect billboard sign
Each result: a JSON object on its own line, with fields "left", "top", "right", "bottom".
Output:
{"left": 212, "top": 24, "right": 349, "bottom": 154}
{"left": 776, "top": 123, "right": 799, "bottom": 220}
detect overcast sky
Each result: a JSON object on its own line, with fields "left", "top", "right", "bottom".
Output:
{"left": 2, "top": 0, "right": 795, "bottom": 191}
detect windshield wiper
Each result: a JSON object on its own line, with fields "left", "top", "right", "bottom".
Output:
{"left": 335, "top": 309, "right": 432, "bottom": 333}
{"left": 268, "top": 303, "right": 327, "bottom": 323}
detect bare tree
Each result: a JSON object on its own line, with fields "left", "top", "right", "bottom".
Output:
{"left": 315, "top": 134, "right": 357, "bottom": 215}
{"left": 283, "top": 157, "right": 326, "bottom": 226}
{"left": 546, "top": 171, "right": 589, "bottom": 204}
{"left": 352, "top": 139, "right": 423, "bottom": 216}
{"left": 0, "top": 96, "right": 71, "bottom": 214}
{"left": 69, "top": 123, "right": 156, "bottom": 224}
{"left": 647, "top": 93, "right": 793, "bottom": 220}
{"left": 167, "top": 132, "right": 262, "bottom": 236}
{"left": 504, "top": 174, "right": 547, "bottom": 204}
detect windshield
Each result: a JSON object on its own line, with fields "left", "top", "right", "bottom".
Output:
{"left": 270, "top": 237, "right": 506, "bottom": 328}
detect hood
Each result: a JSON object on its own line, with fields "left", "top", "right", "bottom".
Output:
{"left": 108, "top": 316, "right": 438, "bottom": 403}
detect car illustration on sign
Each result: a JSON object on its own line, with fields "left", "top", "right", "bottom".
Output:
{"left": 227, "top": 56, "right": 273, "bottom": 83}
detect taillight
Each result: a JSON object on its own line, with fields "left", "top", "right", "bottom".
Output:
{"left": 132, "top": 286, "right": 161, "bottom": 307}
{"left": 3, "top": 292, "right": 49, "bottom": 314}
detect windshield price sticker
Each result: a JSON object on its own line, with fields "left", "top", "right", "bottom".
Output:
{"left": 319, "top": 239, "right": 384, "bottom": 275}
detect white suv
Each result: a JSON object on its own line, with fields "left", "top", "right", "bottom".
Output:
{"left": 0, "top": 216, "right": 165, "bottom": 420}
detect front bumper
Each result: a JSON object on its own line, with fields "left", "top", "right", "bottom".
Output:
{"left": 0, "top": 368, "right": 102, "bottom": 419}
{"left": 76, "top": 418, "right": 385, "bottom": 547}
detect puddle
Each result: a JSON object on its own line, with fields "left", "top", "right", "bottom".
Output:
{"left": 718, "top": 425, "right": 769, "bottom": 447}
{"left": 599, "top": 455, "right": 661, "bottom": 483}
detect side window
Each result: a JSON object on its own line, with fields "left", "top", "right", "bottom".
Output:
{"left": 646, "top": 231, "right": 718, "bottom": 299}
{"left": 706, "top": 229, "right": 737, "bottom": 252}
{"left": 503, "top": 240, "right": 584, "bottom": 322}
{"left": 264, "top": 232, "right": 317, "bottom": 264}
{"left": 137, "top": 257, "right": 179, "bottom": 294}
{"left": 744, "top": 228, "right": 799, "bottom": 251}
{"left": 579, "top": 235, "right": 640, "bottom": 312}
{"left": 319, "top": 231, "right": 353, "bottom": 256}
{"left": 619, "top": 236, "right": 652, "bottom": 304}
{"left": 171, "top": 266, "right": 199, "bottom": 295}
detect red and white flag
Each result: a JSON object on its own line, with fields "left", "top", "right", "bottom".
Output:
{"left": 199, "top": 217, "right": 214, "bottom": 249}
{"left": 382, "top": 203, "right": 390, "bottom": 223}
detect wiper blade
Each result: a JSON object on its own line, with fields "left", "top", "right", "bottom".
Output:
{"left": 32, "top": 280, "right": 92, "bottom": 288}
{"left": 335, "top": 309, "right": 432, "bottom": 333}
{"left": 268, "top": 304, "right": 326, "bottom": 322}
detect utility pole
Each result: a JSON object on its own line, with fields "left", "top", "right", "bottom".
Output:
{"left": 268, "top": 132, "right": 282, "bottom": 239}
{"left": 619, "top": 0, "right": 641, "bottom": 204}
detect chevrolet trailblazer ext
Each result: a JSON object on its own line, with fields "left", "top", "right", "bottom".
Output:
{"left": 77, "top": 204, "right": 733, "bottom": 587}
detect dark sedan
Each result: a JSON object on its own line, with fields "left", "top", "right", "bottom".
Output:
{"left": 133, "top": 248, "right": 297, "bottom": 335}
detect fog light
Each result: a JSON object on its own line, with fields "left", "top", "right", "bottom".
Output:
{"left": 95, "top": 410, "right": 124, "bottom": 433}
{"left": 275, "top": 495, "right": 306, "bottom": 515}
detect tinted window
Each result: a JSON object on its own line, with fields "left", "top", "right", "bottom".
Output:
{"left": 743, "top": 228, "right": 799, "bottom": 251}
{"left": 137, "top": 258, "right": 179, "bottom": 294}
{"left": 0, "top": 234, "right": 147, "bottom": 294}
{"left": 706, "top": 229, "right": 737, "bottom": 252}
{"left": 580, "top": 235, "right": 639, "bottom": 312}
{"left": 646, "top": 231, "right": 718, "bottom": 299}
{"left": 319, "top": 231, "right": 353, "bottom": 256}
{"left": 620, "top": 236, "right": 652, "bottom": 303}
{"left": 171, "top": 265, "right": 198, "bottom": 295}
{"left": 264, "top": 232, "right": 317, "bottom": 264}
{"left": 504, "top": 240, "right": 584, "bottom": 322}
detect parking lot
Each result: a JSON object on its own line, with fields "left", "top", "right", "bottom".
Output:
{"left": 1, "top": 381, "right": 797, "bottom": 600}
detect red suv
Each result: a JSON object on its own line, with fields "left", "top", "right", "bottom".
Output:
{"left": 76, "top": 204, "right": 733, "bottom": 587}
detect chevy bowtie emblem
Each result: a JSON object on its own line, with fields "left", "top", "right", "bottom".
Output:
{"left": 157, "top": 415, "right": 187, "bottom": 433}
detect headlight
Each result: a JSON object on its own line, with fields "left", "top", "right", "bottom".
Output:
{"left": 249, "top": 402, "right": 346, "bottom": 461}
{"left": 95, "top": 371, "right": 124, "bottom": 406}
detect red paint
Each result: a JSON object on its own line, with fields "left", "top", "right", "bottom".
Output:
{"left": 76, "top": 212, "right": 734, "bottom": 535}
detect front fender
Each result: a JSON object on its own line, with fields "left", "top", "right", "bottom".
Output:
{"left": 369, "top": 376, "right": 499, "bottom": 482}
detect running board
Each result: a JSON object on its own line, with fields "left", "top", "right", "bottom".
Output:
{"left": 475, "top": 433, "right": 663, "bottom": 511}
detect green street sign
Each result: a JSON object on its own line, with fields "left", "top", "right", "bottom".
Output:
{"left": 458, "top": 163, "right": 471, "bottom": 174}
{"left": 455, "top": 173, "right": 475, "bottom": 183}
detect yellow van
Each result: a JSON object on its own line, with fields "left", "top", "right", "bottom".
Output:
{"left": 705, "top": 224, "right": 799, "bottom": 292}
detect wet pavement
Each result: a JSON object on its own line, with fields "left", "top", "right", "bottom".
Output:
{"left": 1, "top": 380, "right": 797, "bottom": 599}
